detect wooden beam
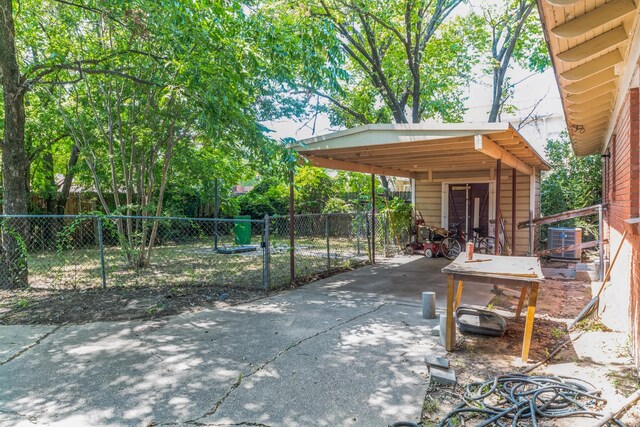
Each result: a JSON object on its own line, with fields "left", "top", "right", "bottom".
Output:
{"left": 552, "top": 0, "right": 636, "bottom": 38}
{"left": 561, "top": 49, "right": 623, "bottom": 81}
{"left": 474, "top": 135, "right": 533, "bottom": 175}
{"left": 512, "top": 168, "right": 517, "bottom": 256}
{"left": 564, "top": 67, "right": 617, "bottom": 94}
{"left": 537, "top": 240, "right": 603, "bottom": 257}
{"left": 371, "top": 173, "right": 375, "bottom": 265}
{"left": 341, "top": 147, "right": 478, "bottom": 162}
{"left": 517, "top": 204, "right": 605, "bottom": 229}
{"left": 302, "top": 155, "right": 415, "bottom": 179}
{"left": 296, "top": 136, "right": 473, "bottom": 156}
{"left": 557, "top": 26, "right": 628, "bottom": 63}
{"left": 566, "top": 81, "right": 617, "bottom": 104}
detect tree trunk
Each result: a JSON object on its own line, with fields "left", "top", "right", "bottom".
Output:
{"left": 57, "top": 144, "right": 80, "bottom": 214}
{"left": 0, "top": 0, "right": 29, "bottom": 288}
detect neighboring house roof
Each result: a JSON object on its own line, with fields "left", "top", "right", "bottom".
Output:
{"left": 537, "top": 0, "right": 640, "bottom": 155}
{"left": 290, "top": 123, "right": 549, "bottom": 179}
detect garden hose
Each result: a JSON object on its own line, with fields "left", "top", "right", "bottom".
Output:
{"left": 436, "top": 374, "right": 626, "bottom": 427}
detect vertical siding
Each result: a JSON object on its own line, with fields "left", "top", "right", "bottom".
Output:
{"left": 601, "top": 86, "right": 640, "bottom": 370}
{"left": 414, "top": 181, "right": 442, "bottom": 225}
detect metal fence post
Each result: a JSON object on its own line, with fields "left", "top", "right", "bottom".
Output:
{"left": 97, "top": 217, "right": 107, "bottom": 289}
{"left": 263, "top": 214, "right": 270, "bottom": 290}
{"left": 326, "top": 214, "right": 331, "bottom": 272}
{"left": 356, "top": 213, "right": 361, "bottom": 256}
{"left": 384, "top": 212, "right": 389, "bottom": 256}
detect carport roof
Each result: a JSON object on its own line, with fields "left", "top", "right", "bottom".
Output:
{"left": 291, "top": 123, "right": 549, "bottom": 179}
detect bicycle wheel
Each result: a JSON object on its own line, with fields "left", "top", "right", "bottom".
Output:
{"left": 479, "top": 237, "right": 502, "bottom": 255}
{"left": 441, "top": 237, "right": 462, "bottom": 260}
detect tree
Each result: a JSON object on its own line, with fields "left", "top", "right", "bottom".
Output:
{"left": 0, "top": 0, "right": 296, "bottom": 286}
{"left": 541, "top": 132, "right": 602, "bottom": 237}
{"left": 0, "top": 0, "right": 30, "bottom": 287}
{"left": 472, "top": 0, "right": 550, "bottom": 122}
{"left": 263, "top": 0, "right": 478, "bottom": 189}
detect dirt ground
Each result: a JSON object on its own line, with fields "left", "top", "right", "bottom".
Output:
{"left": 420, "top": 275, "right": 640, "bottom": 426}
{"left": 0, "top": 266, "right": 359, "bottom": 325}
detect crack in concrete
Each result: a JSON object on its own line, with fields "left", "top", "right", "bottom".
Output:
{"left": 0, "top": 407, "right": 38, "bottom": 424}
{"left": 0, "top": 324, "right": 63, "bottom": 366}
{"left": 188, "top": 303, "right": 387, "bottom": 424}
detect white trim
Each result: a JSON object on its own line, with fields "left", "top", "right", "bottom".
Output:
{"left": 442, "top": 183, "right": 449, "bottom": 228}
{"left": 292, "top": 123, "right": 512, "bottom": 147}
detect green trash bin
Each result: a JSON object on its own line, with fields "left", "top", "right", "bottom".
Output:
{"left": 234, "top": 216, "right": 252, "bottom": 245}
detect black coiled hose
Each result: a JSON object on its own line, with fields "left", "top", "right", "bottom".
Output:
{"left": 436, "top": 374, "right": 627, "bottom": 427}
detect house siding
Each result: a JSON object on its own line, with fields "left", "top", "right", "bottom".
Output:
{"left": 415, "top": 168, "right": 540, "bottom": 255}
{"left": 602, "top": 86, "right": 640, "bottom": 368}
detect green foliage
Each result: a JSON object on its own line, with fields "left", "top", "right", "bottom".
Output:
{"left": 237, "top": 177, "right": 289, "bottom": 218}
{"left": 383, "top": 197, "right": 413, "bottom": 238}
{"left": 541, "top": 132, "right": 602, "bottom": 237}
{"left": 263, "top": 0, "right": 477, "bottom": 126}
{"left": 294, "top": 167, "right": 334, "bottom": 213}
{"left": 322, "top": 197, "right": 351, "bottom": 214}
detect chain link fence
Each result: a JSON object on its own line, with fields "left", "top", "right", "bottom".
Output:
{"left": 0, "top": 212, "right": 405, "bottom": 291}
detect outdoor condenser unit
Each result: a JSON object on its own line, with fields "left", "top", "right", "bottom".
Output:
{"left": 547, "top": 227, "right": 583, "bottom": 260}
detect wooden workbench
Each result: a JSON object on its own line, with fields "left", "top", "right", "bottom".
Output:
{"left": 441, "top": 253, "right": 545, "bottom": 362}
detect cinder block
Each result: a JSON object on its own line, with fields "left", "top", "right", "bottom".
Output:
{"left": 430, "top": 325, "right": 440, "bottom": 336}
{"left": 425, "top": 355, "right": 449, "bottom": 369}
{"left": 429, "top": 366, "right": 457, "bottom": 385}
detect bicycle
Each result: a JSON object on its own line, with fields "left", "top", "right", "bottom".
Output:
{"left": 441, "top": 221, "right": 503, "bottom": 260}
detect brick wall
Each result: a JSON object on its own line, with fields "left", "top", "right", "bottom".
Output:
{"left": 603, "top": 86, "right": 640, "bottom": 368}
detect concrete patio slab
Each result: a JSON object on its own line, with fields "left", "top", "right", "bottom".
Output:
{"left": 0, "top": 256, "right": 495, "bottom": 427}
{"left": 0, "top": 325, "right": 56, "bottom": 364}
{"left": 308, "top": 255, "right": 496, "bottom": 308}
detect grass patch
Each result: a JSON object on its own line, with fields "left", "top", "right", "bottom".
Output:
{"left": 607, "top": 367, "right": 640, "bottom": 395}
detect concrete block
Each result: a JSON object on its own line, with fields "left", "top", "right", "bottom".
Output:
{"left": 430, "top": 325, "right": 440, "bottom": 336}
{"left": 425, "top": 355, "right": 449, "bottom": 369}
{"left": 429, "top": 365, "right": 457, "bottom": 385}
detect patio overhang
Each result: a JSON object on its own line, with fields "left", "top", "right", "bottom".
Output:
{"left": 290, "top": 123, "right": 549, "bottom": 178}
{"left": 536, "top": 0, "right": 640, "bottom": 155}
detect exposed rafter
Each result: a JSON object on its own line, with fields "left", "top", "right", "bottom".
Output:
{"left": 566, "top": 81, "right": 617, "bottom": 103}
{"left": 561, "top": 49, "right": 623, "bottom": 81}
{"left": 563, "top": 67, "right": 618, "bottom": 93}
{"left": 552, "top": 0, "right": 636, "bottom": 38}
{"left": 474, "top": 135, "right": 533, "bottom": 175}
{"left": 302, "top": 155, "right": 416, "bottom": 179}
{"left": 568, "top": 94, "right": 614, "bottom": 111}
{"left": 569, "top": 108, "right": 612, "bottom": 122}
{"left": 557, "top": 26, "right": 628, "bottom": 62}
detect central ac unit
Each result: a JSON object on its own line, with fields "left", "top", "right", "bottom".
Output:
{"left": 547, "top": 227, "right": 583, "bottom": 260}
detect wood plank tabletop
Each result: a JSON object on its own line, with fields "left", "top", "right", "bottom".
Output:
{"left": 441, "top": 253, "right": 545, "bottom": 283}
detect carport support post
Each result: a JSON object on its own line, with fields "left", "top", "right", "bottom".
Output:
{"left": 495, "top": 160, "right": 502, "bottom": 255}
{"left": 512, "top": 168, "right": 517, "bottom": 255}
{"left": 263, "top": 214, "right": 270, "bottom": 290}
{"left": 371, "top": 173, "right": 376, "bottom": 264}
{"left": 289, "top": 169, "right": 295, "bottom": 284}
